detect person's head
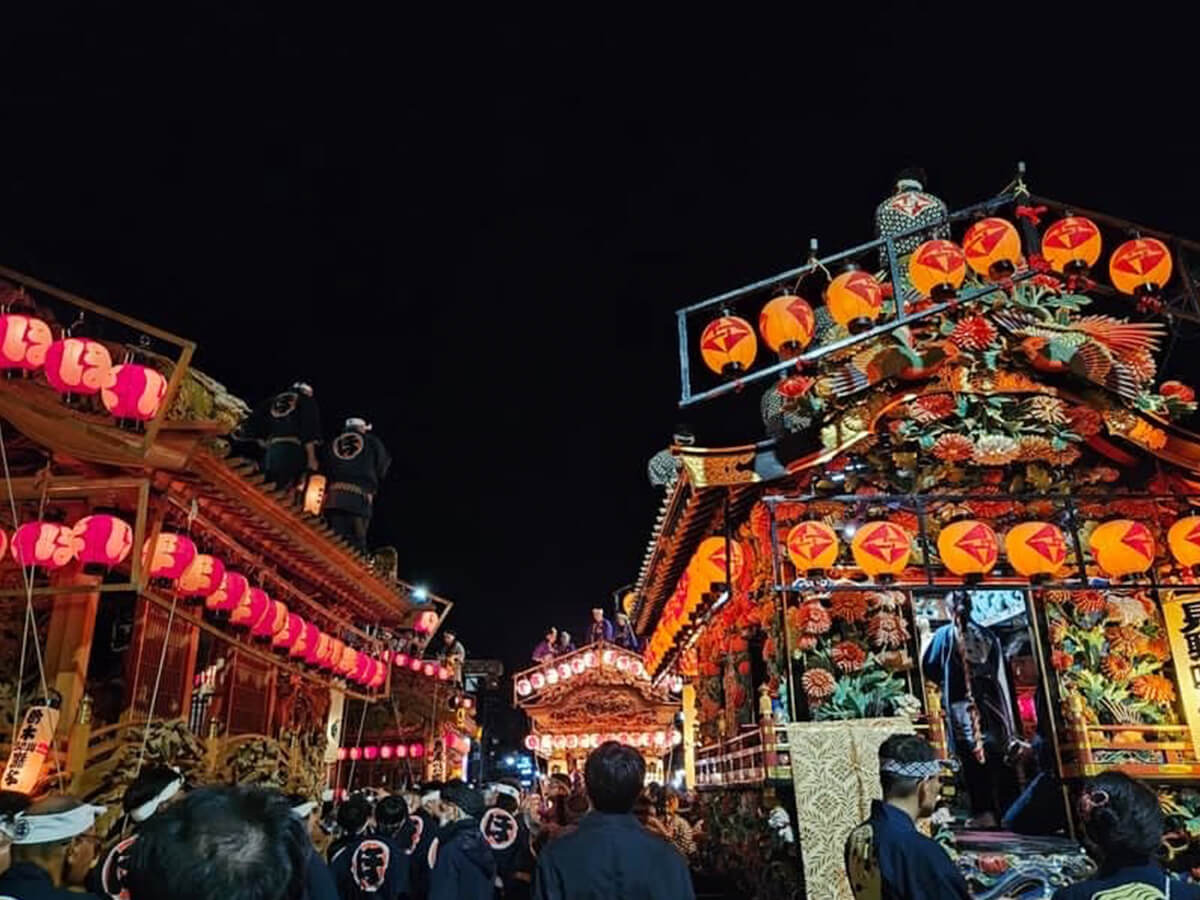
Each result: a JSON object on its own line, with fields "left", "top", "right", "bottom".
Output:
{"left": 565, "top": 792, "right": 589, "bottom": 825}
{"left": 544, "top": 626, "right": 557, "bottom": 643}
{"left": 1078, "top": 771, "right": 1164, "bottom": 862}
{"left": 664, "top": 787, "right": 681, "bottom": 816}
{"left": 127, "top": 786, "right": 305, "bottom": 900}
{"left": 491, "top": 779, "right": 522, "bottom": 815}
{"left": 442, "top": 630, "right": 455, "bottom": 646}
{"left": 0, "top": 790, "right": 31, "bottom": 869}
{"left": 584, "top": 742, "right": 646, "bottom": 814}
{"left": 291, "top": 382, "right": 313, "bottom": 397}
{"left": 439, "top": 780, "right": 484, "bottom": 824}
{"left": 374, "top": 795, "right": 408, "bottom": 839}
{"left": 344, "top": 417, "right": 369, "bottom": 433}
{"left": 878, "top": 734, "right": 942, "bottom": 819}
{"left": 10, "top": 795, "right": 104, "bottom": 888}
{"left": 558, "top": 631, "right": 571, "bottom": 645}
{"left": 285, "top": 792, "right": 320, "bottom": 843}
{"left": 950, "top": 590, "right": 973, "bottom": 622}
{"left": 895, "top": 167, "right": 928, "bottom": 192}
{"left": 547, "top": 773, "right": 571, "bottom": 798}
{"left": 336, "top": 795, "right": 371, "bottom": 836}
{"left": 124, "top": 765, "right": 186, "bottom": 824}
{"left": 616, "top": 612, "right": 629, "bottom": 626}
{"left": 632, "top": 793, "right": 654, "bottom": 826}
{"left": 420, "top": 782, "right": 444, "bottom": 818}
{"left": 672, "top": 425, "right": 696, "bottom": 447}
{"left": 591, "top": 608, "right": 604, "bottom": 623}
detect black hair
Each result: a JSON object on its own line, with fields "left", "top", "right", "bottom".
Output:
{"left": 584, "top": 741, "right": 646, "bottom": 814}
{"left": 284, "top": 792, "right": 309, "bottom": 810}
{"left": 549, "top": 773, "right": 571, "bottom": 789}
{"left": 1080, "top": 771, "right": 1164, "bottom": 861}
{"left": 123, "top": 765, "right": 182, "bottom": 814}
{"left": 878, "top": 733, "right": 935, "bottom": 799}
{"left": 896, "top": 167, "right": 928, "bottom": 189}
{"left": 336, "top": 795, "right": 371, "bottom": 835}
{"left": 375, "top": 796, "right": 408, "bottom": 836}
{"left": 0, "top": 790, "right": 30, "bottom": 820}
{"left": 126, "top": 786, "right": 305, "bottom": 900}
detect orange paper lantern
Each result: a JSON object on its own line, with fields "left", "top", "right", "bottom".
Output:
{"left": 1041, "top": 217, "right": 1102, "bottom": 275}
{"left": 11, "top": 522, "right": 79, "bottom": 570}
{"left": 690, "top": 536, "right": 745, "bottom": 591}
{"left": 177, "top": 554, "right": 226, "bottom": 598}
{"left": 825, "top": 270, "right": 884, "bottom": 331}
{"left": 757, "top": 295, "right": 815, "bottom": 356}
{"left": 963, "top": 218, "right": 1021, "bottom": 279}
{"left": 252, "top": 599, "right": 289, "bottom": 638}
{"left": 908, "top": 240, "right": 967, "bottom": 299}
{"left": 44, "top": 338, "right": 113, "bottom": 395}
{"left": 1110, "top": 238, "right": 1172, "bottom": 296}
{"left": 102, "top": 364, "right": 168, "bottom": 421}
{"left": 1089, "top": 519, "right": 1155, "bottom": 579}
{"left": 206, "top": 571, "right": 249, "bottom": 612}
{"left": 72, "top": 514, "right": 133, "bottom": 569}
{"left": 851, "top": 521, "right": 912, "bottom": 581}
{"left": 0, "top": 314, "right": 51, "bottom": 371}
{"left": 937, "top": 519, "right": 999, "bottom": 580}
{"left": 699, "top": 316, "right": 757, "bottom": 376}
{"left": 1005, "top": 521, "right": 1069, "bottom": 581}
{"left": 1168, "top": 516, "right": 1200, "bottom": 571}
{"left": 142, "top": 533, "right": 197, "bottom": 580}
{"left": 785, "top": 521, "right": 840, "bottom": 572}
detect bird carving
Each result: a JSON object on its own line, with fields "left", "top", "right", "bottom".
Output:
{"left": 822, "top": 336, "right": 959, "bottom": 396}
{"left": 992, "top": 311, "right": 1164, "bottom": 401}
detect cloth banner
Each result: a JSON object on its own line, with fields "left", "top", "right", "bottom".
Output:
{"left": 787, "top": 717, "right": 914, "bottom": 900}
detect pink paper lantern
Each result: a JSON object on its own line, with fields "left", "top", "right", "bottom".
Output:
{"left": 230, "top": 587, "right": 271, "bottom": 630}
{"left": 349, "top": 747, "right": 361, "bottom": 761}
{"left": 177, "top": 554, "right": 226, "bottom": 599}
{"left": 272, "top": 614, "right": 304, "bottom": 651}
{"left": 11, "top": 522, "right": 78, "bottom": 570}
{"left": 437, "top": 666, "right": 452, "bottom": 681}
{"left": 351, "top": 654, "right": 373, "bottom": 684}
{"left": 369, "top": 660, "right": 387, "bottom": 689}
{"left": 408, "top": 656, "right": 423, "bottom": 672}
{"left": 101, "top": 364, "right": 168, "bottom": 421}
{"left": 252, "top": 600, "right": 289, "bottom": 639}
{"left": 363, "top": 746, "right": 378, "bottom": 761}
{"left": 0, "top": 314, "right": 51, "bottom": 371}
{"left": 72, "top": 515, "right": 133, "bottom": 568}
{"left": 394, "top": 652, "right": 410, "bottom": 668}
{"left": 44, "top": 338, "right": 112, "bottom": 395}
{"left": 290, "top": 622, "right": 319, "bottom": 660}
{"left": 409, "top": 743, "right": 425, "bottom": 759}
{"left": 143, "top": 533, "right": 197, "bottom": 580}
{"left": 380, "top": 745, "right": 393, "bottom": 760}
{"left": 306, "top": 632, "right": 333, "bottom": 667}
{"left": 395, "top": 744, "right": 409, "bottom": 759}
{"left": 336, "top": 747, "right": 348, "bottom": 761}
{"left": 422, "top": 662, "right": 437, "bottom": 678}
{"left": 524, "top": 735, "right": 539, "bottom": 751}
{"left": 206, "top": 571, "right": 249, "bottom": 613}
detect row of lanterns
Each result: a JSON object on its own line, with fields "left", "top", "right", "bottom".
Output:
{"left": 523, "top": 730, "right": 683, "bottom": 753}
{"left": 699, "top": 215, "right": 1175, "bottom": 377}
{"left": 0, "top": 318, "right": 168, "bottom": 421}
{"left": 337, "top": 743, "right": 427, "bottom": 761}
{"left": 4, "top": 515, "right": 135, "bottom": 570}
{"left": 515, "top": 646, "right": 649, "bottom": 696}
{"left": 787, "top": 515, "right": 1200, "bottom": 582}
{"left": 388, "top": 650, "right": 455, "bottom": 682}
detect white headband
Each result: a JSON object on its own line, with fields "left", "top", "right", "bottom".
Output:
{"left": 879, "top": 758, "right": 950, "bottom": 778}
{"left": 489, "top": 784, "right": 520, "bottom": 801}
{"left": 291, "top": 801, "right": 317, "bottom": 819}
{"left": 8, "top": 804, "right": 106, "bottom": 844}
{"left": 896, "top": 178, "right": 923, "bottom": 192}
{"left": 321, "top": 789, "right": 335, "bottom": 803}
{"left": 421, "top": 791, "right": 440, "bottom": 807}
{"left": 130, "top": 775, "right": 184, "bottom": 823}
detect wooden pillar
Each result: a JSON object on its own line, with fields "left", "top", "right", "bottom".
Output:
{"left": 43, "top": 571, "right": 102, "bottom": 736}
{"left": 682, "top": 683, "right": 697, "bottom": 789}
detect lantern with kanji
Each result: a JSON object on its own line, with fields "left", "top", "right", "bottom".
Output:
{"left": 785, "top": 520, "right": 840, "bottom": 574}
{"left": 252, "top": 600, "right": 289, "bottom": 639}
{"left": 962, "top": 218, "right": 1021, "bottom": 280}
{"left": 230, "top": 587, "right": 271, "bottom": 630}
{"left": 290, "top": 622, "right": 318, "bottom": 661}
{"left": 272, "top": 614, "right": 305, "bottom": 652}
{"left": 699, "top": 316, "right": 757, "bottom": 376}
{"left": 937, "top": 519, "right": 1000, "bottom": 582}
{"left": 1041, "top": 216, "right": 1102, "bottom": 275}
{"left": 825, "top": 270, "right": 884, "bottom": 332}
{"left": 1110, "top": 238, "right": 1172, "bottom": 296}
{"left": 851, "top": 521, "right": 912, "bottom": 582}
{"left": 909, "top": 240, "right": 967, "bottom": 299}
{"left": 177, "top": 554, "right": 226, "bottom": 599}
{"left": 143, "top": 533, "right": 197, "bottom": 581}
{"left": 1089, "top": 519, "right": 1156, "bottom": 579}
{"left": 207, "top": 571, "right": 249, "bottom": 613}
{"left": 415, "top": 610, "right": 439, "bottom": 634}
{"left": 0, "top": 314, "right": 52, "bottom": 372}
{"left": 72, "top": 514, "right": 133, "bottom": 571}
{"left": 101, "top": 364, "right": 168, "bottom": 421}
{"left": 11, "top": 522, "right": 78, "bottom": 570}
{"left": 1168, "top": 516, "right": 1200, "bottom": 573}
{"left": 324, "top": 639, "right": 346, "bottom": 672}
{"left": 1005, "top": 521, "right": 1070, "bottom": 582}
{"left": 757, "top": 294, "right": 815, "bottom": 357}
{"left": 43, "top": 338, "right": 113, "bottom": 395}
{"left": 306, "top": 632, "right": 334, "bottom": 667}
{"left": 337, "top": 646, "right": 360, "bottom": 678}
{"left": 690, "top": 536, "right": 744, "bottom": 592}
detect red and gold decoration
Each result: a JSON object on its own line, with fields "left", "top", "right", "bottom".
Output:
{"left": 1109, "top": 237, "right": 1172, "bottom": 296}
{"left": 101, "top": 363, "right": 168, "bottom": 421}
{"left": 908, "top": 240, "right": 967, "bottom": 299}
{"left": 850, "top": 522, "right": 912, "bottom": 581}
{"left": 825, "top": 270, "right": 884, "bottom": 332}
{"left": 143, "top": 532, "right": 197, "bottom": 581}
{"left": 1088, "top": 519, "right": 1155, "bottom": 579}
{"left": 1005, "top": 521, "right": 1069, "bottom": 581}
{"left": 758, "top": 294, "right": 815, "bottom": 356}
{"left": 72, "top": 514, "right": 133, "bottom": 569}
{"left": 1167, "top": 516, "right": 1200, "bottom": 572}
{"left": 699, "top": 315, "right": 757, "bottom": 376}
{"left": 43, "top": 338, "right": 113, "bottom": 395}
{"left": 1041, "top": 216, "right": 1102, "bottom": 274}
{"left": 785, "top": 520, "right": 840, "bottom": 573}
{"left": 10, "top": 521, "right": 79, "bottom": 570}
{"left": 962, "top": 217, "right": 1021, "bottom": 279}
{"left": 0, "top": 313, "right": 51, "bottom": 372}
{"left": 937, "top": 519, "right": 1000, "bottom": 580}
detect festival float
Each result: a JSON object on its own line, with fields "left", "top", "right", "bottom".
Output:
{"left": 0, "top": 266, "right": 468, "bottom": 829}
{"left": 513, "top": 641, "right": 682, "bottom": 784}
{"left": 632, "top": 170, "right": 1200, "bottom": 898}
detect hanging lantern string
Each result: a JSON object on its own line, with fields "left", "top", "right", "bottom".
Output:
{"left": 133, "top": 594, "right": 179, "bottom": 778}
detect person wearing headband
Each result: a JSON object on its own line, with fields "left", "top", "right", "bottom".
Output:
{"left": 481, "top": 778, "right": 533, "bottom": 900}
{"left": 321, "top": 416, "right": 391, "bottom": 551}
{"left": 331, "top": 795, "right": 410, "bottom": 900}
{"left": 613, "top": 613, "right": 640, "bottom": 652}
{"left": 286, "top": 793, "right": 338, "bottom": 900}
{"left": 327, "top": 795, "right": 372, "bottom": 866}
{"left": 532, "top": 627, "right": 558, "bottom": 663}
{"left": 244, "top": 383, "right": 323, "bottom": 490}
{"left": 89, "top": 765, "right": 185, "bottom": 899}
{"left": 429, "top": 780, "right": 495, "bottom": 900}
{"left": 1052, "top": 771, "right": 1200, "bottom": 899}
{"left": 0, "top": 795, "right": 106, "bottom": 899}
{"left": 0, "top": 790, "right": 32, "bottom": 878}
{"left": 844, "top": 733, "right": 970, "bottom": 900}
{"left": 586, "top": 608, "right": 613, "bottom": 645}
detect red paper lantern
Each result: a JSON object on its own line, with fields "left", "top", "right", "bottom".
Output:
{"left": 338, "top": 647, "right": 360, "bottom": 677}
{"left": 0, "top": 314, "right": 51, "bottom": 371}
{"left": 410, "top": 743, "right": 425, "bottom": 759}
{"left": 394, "top": 652, "right": 410, "bottom": 668}
{"left": 207, "top": 571, "right": 249, "bottom": 612}
{"left": 438, "top": 666, "right": 452, "bottom": 681}
{"left": 370, "top": 659, "right": 387, "bottom": 689}
{"left": 143, "top": 533, "right": 197, "bottom": 580}
{"left": 252, "top": 600, "right": 289, "bottom": 638}
{"left": 272, "top": 614, "right": 304, "bottom": 651}
{"left": 101, "top": 364, "right": 168, "bottom": 421}
{"left": 72, "top": 514, "right": 133, "bottom": 568}
{"left": 44, "top": 338, "right": 113, "bottom": 395}
{"left": 422, "top": 662, "right": 437, "bottom": 678}
{"left": 177, "top": 554, "right": 226, "bottom": 598}
{"left": 408, "top": 657, "right": 423, "bottom": 673}
{"left": 415, "top": 610, "right": 439, "bottom": 634}
{"left": 325, "top": 639, "right": 346, "bottom": 672}
{"left": 290, "top": 622, "right": 318, "bottom": 660}
{"left": 306, "top": 631, "right": 333, "bottom": 667}
{"left": 11, "top": 522, "right": 78, "bottom": 570}
{"left": 351, "top": 653, "right": 372, "bottom": 684}
{"left": 230, "top": 587, "right": 271, "bottom": 630}
{"left": 363, "top": 745, "right": 378, "bottom": 761}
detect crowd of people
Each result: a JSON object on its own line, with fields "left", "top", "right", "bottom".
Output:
{"left": 530, "top": 610, "right": 641, "bottom": 663}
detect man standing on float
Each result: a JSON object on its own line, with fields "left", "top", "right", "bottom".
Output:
{"left": 244, "top": 382, "right": 322, "bottom": 489}
{"left": 322, "top": 417, "right": 391, "bottom": 550}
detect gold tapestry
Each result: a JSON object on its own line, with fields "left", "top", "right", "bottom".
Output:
{"left": 788, "top": 718, "right": 914, "bottom": 900}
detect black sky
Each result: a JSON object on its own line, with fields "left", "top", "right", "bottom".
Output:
{"left": 3, "top": 11, "right": 1199, "bottom": 673}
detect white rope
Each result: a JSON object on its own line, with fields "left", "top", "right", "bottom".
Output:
{"left": 133, "top": 593, "right": 178, "bottom": 777}
{"left": 345, "top": 697, "right": 369, "bottom": 791}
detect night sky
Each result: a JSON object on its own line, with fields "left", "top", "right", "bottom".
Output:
{"left": 2, "top": 12, "right": 1198, "bottom": 673}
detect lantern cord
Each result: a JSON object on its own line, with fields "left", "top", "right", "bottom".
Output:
{"left": 133, "top": 595, "right": 178, "bottom": 778}
{"left": 344, "top": 698, "right": 369, "bottom": 790}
